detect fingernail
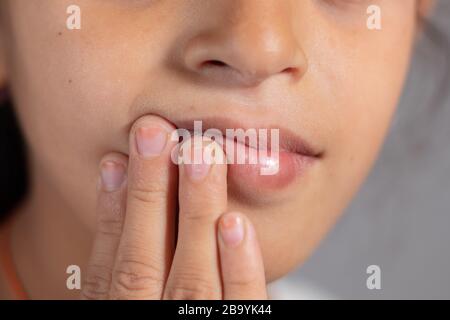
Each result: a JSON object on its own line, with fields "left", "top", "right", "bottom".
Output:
{"left": 100, "top": 161, "right": 126, "bottom": 192}
{"left": 184, "top": 143, "right": 211, "bottom": 181}
{"left": 185, "top": 162, "right": 211, "bottom": 181}
{"left": 135, "top": 126, "right": 168, "bottom": 158}
{"left": 219, "top": 213, "right": 245, "bottom": 248}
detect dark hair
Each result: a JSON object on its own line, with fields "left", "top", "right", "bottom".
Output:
{"left": 0, "top": 13, "right": 448, "bottom": 220}
{"left": 0, "top": 91, "right": 28, "bottom": 220}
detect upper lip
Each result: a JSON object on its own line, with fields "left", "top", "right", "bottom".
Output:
{"left": 167, "top": 116, "right": 323, "bottom": 158}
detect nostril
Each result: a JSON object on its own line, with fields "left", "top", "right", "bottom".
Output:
{"left": 201, "top": 60, "right": 228, "bottom": 68}
{"left": 281, "top": 66, "right": 302, "bottom": 79}
{"left": 282, "top": 67, "right": 296, "bottom": 74}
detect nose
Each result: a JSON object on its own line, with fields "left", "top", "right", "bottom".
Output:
{"left": 181, "top": 1, "right": 307, "bottom": 87}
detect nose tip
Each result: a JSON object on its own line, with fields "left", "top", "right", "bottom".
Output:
{"left": 184, "top": 35, "right": 304, "bottom": 87}
{"left": 181, "top": 8, "right": 306, "bottom": 87}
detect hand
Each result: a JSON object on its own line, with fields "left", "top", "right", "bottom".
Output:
{"left": 81, "top": 115, "right": 267, "bottom": 300}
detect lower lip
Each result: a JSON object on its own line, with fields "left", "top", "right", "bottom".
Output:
{"left": 222, "top": 138, "right": 314, "bottom": 191}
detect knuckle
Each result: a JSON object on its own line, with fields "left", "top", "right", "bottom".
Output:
{"left": 81, "top": 265, "right": 112, "bottom": 300}
{"left": 111, "top": 256, "right": 164, "bottom": 298}
{"left": 165, "top": 273, "right": 220, "bottom": 300}
{"left": 179, "top": 194, "right": 222, "bottom": 223}
{"left": 226, "top": 273, "right": 260, "bottom": 291}
{"left": 180, "top": 208, "right": 213, "bottom": 223}
{"left": 128, "top": 182, "right": 167, "bottom": 206}
{"left": 182, "top": 186, "right": 222, "bottom": 204}
{"left": 97, "top": 218, "right": 123, "bottom": 237}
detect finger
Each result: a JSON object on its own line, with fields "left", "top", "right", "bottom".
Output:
{"left": 109, "top": 115, "right": 178, "bottom": 300}
{"left": 218, "top": 212, "right": 267, "bottom": 300}
{"left": 163, "top": 137, "right": 227, "bottom": 300}
{"left": 82, "top": 153, "right": 128, "bottom": 300}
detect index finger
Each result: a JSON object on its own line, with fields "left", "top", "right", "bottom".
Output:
{"left": 109, "top": 115, "right": 178, "bottom": 299}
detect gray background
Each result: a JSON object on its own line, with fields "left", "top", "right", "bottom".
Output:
{"left": 285, "top": 0, "right": 450, "bottom": 299}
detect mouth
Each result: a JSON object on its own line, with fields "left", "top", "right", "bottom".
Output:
{"left": 168, "top": 116, "right": 323, "bottom": 201}
{"left": 172, "top": 117, "right": 322, "bottom": 157}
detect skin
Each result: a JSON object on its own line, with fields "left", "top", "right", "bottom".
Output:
{"left": 0, "top": 0, "right": 433, "bottom": 299}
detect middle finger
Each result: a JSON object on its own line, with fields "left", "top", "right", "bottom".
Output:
{"left": 163, "top": 137, "right": 228, "bottom": 299}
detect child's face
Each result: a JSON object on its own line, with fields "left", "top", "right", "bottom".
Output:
{"left": 1, "top": 0, "right": 418, "bottom": 281}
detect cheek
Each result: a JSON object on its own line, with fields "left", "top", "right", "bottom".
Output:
{"left": 333, "top": 32, "right": 416, "bottom": 197}
{"left": 235, "top": 18, "right": 417, "bottom": 282}
{"left": 4, "top": 2, "right": 171, "bottom": 228}
{"left": 3, "top": 17, "right": 117, "bottom": 229}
